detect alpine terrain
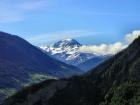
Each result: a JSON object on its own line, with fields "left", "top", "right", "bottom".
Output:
{"left": 0, "top": 32, "right": 83, "bottom": 102}
{"left": 3, "top": 34, "right": 140, "bottom": 105}
{"left": 40, "top": 39, "right": 110, "bottom": 71}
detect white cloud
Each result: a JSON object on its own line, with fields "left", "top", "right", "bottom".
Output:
{"left": 79, "top": 42, "right": 127, "bottom": 55}
{"left": 31, "top": 30, "right": 128, "bottom": 55}
{"left": 79, "top": 30, "right": 140, "bottom": 55}
{"left": 0, "top": 0, "right": 47, "bottom": 23}
{"left": 32, "top": 30, "right": 140, "bottom": 55}
{"left": 125, "top": 30, "right": 140, "bottom": 43}
{"left": 27, "top": 30, "right": 99, "bottom": 45}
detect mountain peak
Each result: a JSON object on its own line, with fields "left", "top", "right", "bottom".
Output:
{"left": 53, "top": 39, "right": 82, "bottom": 48}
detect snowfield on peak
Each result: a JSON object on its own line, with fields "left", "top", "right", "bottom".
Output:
{"left": 40, "top": 39, "right": 111, "bottom": 71}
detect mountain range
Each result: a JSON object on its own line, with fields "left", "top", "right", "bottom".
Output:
{"left": 3, "top": 35, "right": 140, "bottom": 105}
{"left": 40, "top": 39, "right": 110, "bottom": 71}
{"left": 0, "top": 32, "right": 83, "bottom": 102}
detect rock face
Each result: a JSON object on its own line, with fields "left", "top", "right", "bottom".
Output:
{"left": 3, "top": 36, "right": 140, "bottom": 105}
{"left": 53, "top": 39, "right": 82, "bottom": 48}
{"left": 0, "top": 32, "right": 83, "bottom": 102}
{"left": 40, "top": 39, "right": 109, "bottom": 71}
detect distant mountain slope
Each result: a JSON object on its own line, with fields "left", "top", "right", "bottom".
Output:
{"left": 78, "top": 55, "right": 110, "bottom": 71}
{"left": 4, "top": 36, "right": 140, "bottom": 105}
{"left": 0, "top": 32, "right": 83, "bottom": 102}
{"left": 40, "top": 39, "right": 109, "bottom": 71}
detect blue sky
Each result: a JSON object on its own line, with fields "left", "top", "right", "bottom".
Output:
{"left": 0, "top": 0, "right": 140, "bottom": 45}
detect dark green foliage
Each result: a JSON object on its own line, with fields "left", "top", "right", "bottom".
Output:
{"left": 48, "top": 77, "right": 103, "bottom": 105}
{"left": 102, "top": 81, "right": 140, "bottom": 105}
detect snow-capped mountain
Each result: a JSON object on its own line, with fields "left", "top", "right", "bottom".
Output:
{"left": 53, "top": 39, "right": 82, "bottom": 48}
{"left": 40, "top": 39, "right": 110, "bottom": 71}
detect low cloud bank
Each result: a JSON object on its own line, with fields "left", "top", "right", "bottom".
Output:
{"left": 79, "top": 30, "right": 140, "bottom": 55}
{"left": 125, "top": 30, "right": 140, "bottom": 43}
{"left": 79, "top": 42, "right": 127, "bottom": 55}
